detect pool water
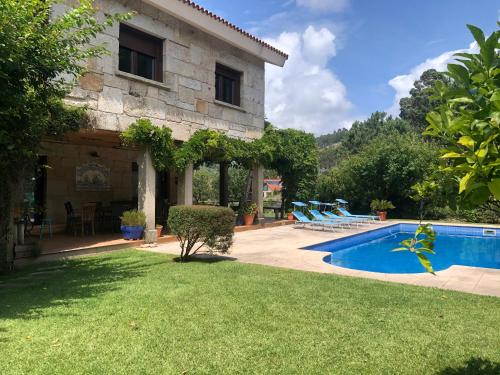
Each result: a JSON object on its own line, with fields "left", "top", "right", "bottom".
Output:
{"left": 308, "top": 225, "right": 500, "bottom": 274}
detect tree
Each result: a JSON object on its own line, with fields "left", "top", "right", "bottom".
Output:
{"left": 317, "top": 133, "right": 440, "bottom": 217}
{"left": 400, "top": 69, "right": 452, "bottom": 132}
{"left": 341, "top": 112, "right": 413, "bottom": 154}
{"left": 318, "top": 144, "right": 350, "bottom": 170}
{"left": 399, "top": 23, "right": 499, "bottom": 274}
{"left": 315, "top": 112, "right": 414, "bottom": 170}
{"left": 425, "top": 24, "right": 500, "bottom": 206}
{"left": 0, "top": 0, "right": 128, "bottom": 271}
{"left": 259, "top": 126, "right": 319, "bottom": 210}
{"left": 316, "top": 128, "right": 349, "bottom": 148}
{"left": 192, "top": 166, "right": 218, "bottom": 204}
{"left": 228, "top": 165, "right": 248, "bottom": 202}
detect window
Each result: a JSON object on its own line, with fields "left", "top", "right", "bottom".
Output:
{"left": 119, "top": 24, "right": 163, "bottom": 82}
{"left": 215, "top": 63, "right": 241, "bottom": 106}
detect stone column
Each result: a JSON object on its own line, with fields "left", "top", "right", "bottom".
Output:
{"left": 219, "top": 162, "right": 229, "bottom": 207}
{"left": 137, "top": 148, "right": 156, "bottom": 230}
{"left": 177, "top": 164, "right": 193, "bottom": 205}
{"left": 251, "top": 164, "right": 264, "bottom": 223}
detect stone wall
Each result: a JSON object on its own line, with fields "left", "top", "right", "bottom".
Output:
{"left": 56, "top": 0, "right": 266, "bottom": 141}
{"left": 42, "top": 141, "right": 140, "bottom": 225}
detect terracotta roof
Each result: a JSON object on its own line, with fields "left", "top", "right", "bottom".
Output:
{"left": 264, "top": 179, "right": 283, "bottom": 192}
{"left": 178, "top": 0, "right": 288, "bottom": 59}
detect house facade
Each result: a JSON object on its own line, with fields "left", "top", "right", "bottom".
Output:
{"left": 36, "top": 0, "right": 287, "bottom": 232}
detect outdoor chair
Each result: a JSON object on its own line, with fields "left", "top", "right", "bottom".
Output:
{"left": 80, "top": 203, "right": 97, "bottom": 236}
{"left": 308, "top": 209, "right": 358, "bottom": 226}
{"left": 292, "top": 211, "right": 345, "bottom": 231}
{"left": 64, "top": 201, "right": 81, "bottom": 236}
{"left": 337, "top": 207, "right": 379, "bottom": 221}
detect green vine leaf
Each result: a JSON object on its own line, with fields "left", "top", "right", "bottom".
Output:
{"left": 393, "top": 224, "right": 437, "bottom": 274}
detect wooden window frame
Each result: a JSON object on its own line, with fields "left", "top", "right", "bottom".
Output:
{"left": 119, "top": 24, "right": 163, "bottom": 82}
{"left": 215, "top": 63, "right": 242, "bottom": 106}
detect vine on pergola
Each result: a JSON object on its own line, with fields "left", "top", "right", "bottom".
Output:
{"left": 120, "top": 118, "right": 176, "bottom": 171}
{"left": 121, "top": 118, "right": 319, "bottom": 209}
{"left": 121, "top": 119, "right": 263, "bottom": 170}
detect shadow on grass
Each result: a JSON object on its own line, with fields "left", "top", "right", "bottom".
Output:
{"left": 172, "top": 253, "right": 237, "bottom": 264}
{"left": 0, "top": 327, "right": 8, "bottom": 343}
{"left": 0, "top": 252, "right": 162, "bottom": 321}
{"left": 438, "top": 358, "right": 500, "bottom": 375}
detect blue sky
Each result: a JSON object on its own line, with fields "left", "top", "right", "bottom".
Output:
{"left": 195, "top": 0, "right": 499, "bottom": 135}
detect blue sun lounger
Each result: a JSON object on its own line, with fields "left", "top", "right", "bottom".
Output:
{"left": 307, "top": 209, "right": 354, "bottom": 226}
{"left": 292, "top": 202, "right": 347, "bottom": 230}
{"left": 320, "top": 210, "right": 368, "bottom": 227}
{"left": 335, "top": 199, "right": 379, "bottom": 221}
{"left": 313, "top": 202, "right": 367, "bottom": 226}
{"left": 337, "top": 207, "right": 379, "bottom": 221}
{"left": 292, "top": 211, "right": 345, "bottom": 231}
{"left": 307, "top": 201, "right": 358, "bottom": 227}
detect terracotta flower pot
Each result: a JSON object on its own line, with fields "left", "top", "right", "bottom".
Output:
{"left": 243, "top": 214, "right": 255, "bottom": 226}
{"left": 377, "top": 211, "right": 387, "bottom": 221}
{"left": 155, "top": 225, "right": 163, "bottom": 239}
{"left": 287, "top": 213, "right": 294, "bottom": 221}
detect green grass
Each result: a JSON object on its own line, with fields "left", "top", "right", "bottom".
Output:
{"left": 1, "top": 250, "right": 499, "bottom": 374}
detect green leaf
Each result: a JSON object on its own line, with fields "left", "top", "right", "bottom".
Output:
{"left": 454, "top": 52, "right": 476, "bottom": 60}
{"left": 392, "top": 247, "right": 408, "bottom": 252}
{"left": 490, "top": 90, "right": 500, "bottom": 102}
{"left": 416, "top": 253, "right": 435, "bottom": 274}
{"left": 459, "top": 172, "right": 473, "bottom": 194}
{"left": 447, "top": 64, "right": 470, "bottom": 84}
{"left": 488, "top": 179, "right": 500, "bottom": 199}
{"left": 400, "top": 239, "right": 413, "bottom": 248}
{"left": 449, "top": 97, "right": 474, "bottom": 104}
{"left": 481, "top": 31, "right": 498, "bottom": 69}
{"left": 417, "top": 247, "right": 436, "bottom": 255}
{"left": 471, "top": 72, "right": 487, "bottom": 83}
{"left": 441, "top": 152, "right": 462, "bottom": 158}
{"left": 458, "top": 136, "right": 475, "bottom": 150}
{"left": 467, "top": 24, "right": 485, "bottom": 46}
{"left": 475, "top": 147, "right": 488, "bottom": 160}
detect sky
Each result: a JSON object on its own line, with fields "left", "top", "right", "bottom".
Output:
{"left": 194, "top": 0, "right": 499, "bottom": 135}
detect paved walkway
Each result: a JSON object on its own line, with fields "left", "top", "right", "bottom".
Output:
{"left": 147, "top": 221, "right": 500, "bottom": 298}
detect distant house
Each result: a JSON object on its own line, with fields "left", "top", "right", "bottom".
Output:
{"left": 263, "top": 179, "right": 282, "bottom": 198}
{"left": 31, "top": 0, "right": 287, "bottom": 231}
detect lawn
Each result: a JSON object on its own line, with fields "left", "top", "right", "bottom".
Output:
{"left": 1, "top": 250, "right": 499, "bottom": 374}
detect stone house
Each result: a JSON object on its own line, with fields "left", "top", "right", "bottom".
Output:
{"left": 34, "top": 0, "right": 287, "bottom": 233}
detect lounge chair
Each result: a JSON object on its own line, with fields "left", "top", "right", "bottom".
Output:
{"left": 308, "top": 209, "right": 357, "bottom": 227}
{"left": 292, "top": 211, "right": 345, "bottom": 231}
{"left": 307, "top": 200, "right": 361, "bottom": 226}
{"left": 337, "top": 207, "right": 379, "bottom": 221}
{"left": 319, "top": 210, "right": 368, "bottom": 226}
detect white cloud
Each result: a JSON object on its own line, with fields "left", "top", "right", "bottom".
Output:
{"left": 387, "top": 42, "right": 478, "bottom": 115}
{"left": 296, "top": 0, "right": 349, "bottom": 12}
{"left": 265, "top": 26, "right": 354, "bottom": 134}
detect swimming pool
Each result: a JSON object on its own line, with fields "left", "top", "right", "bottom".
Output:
{"left": 305, "top": 224, "right": 500, "bottom": 274}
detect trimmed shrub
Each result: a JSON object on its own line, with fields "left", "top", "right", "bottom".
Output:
{"left": 168, "top": 205, "right": 235, "bottom": 262}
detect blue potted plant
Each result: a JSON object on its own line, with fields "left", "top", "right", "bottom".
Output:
{"left": 120, "top": 210, "right": 146, "bottom": 240}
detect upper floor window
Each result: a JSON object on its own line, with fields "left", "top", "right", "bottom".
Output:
{"left": 119, "top": 24, "right": 163, "bottom": 82}
{"left": 215, "top": 63, "right": 241, "bottom": 106}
